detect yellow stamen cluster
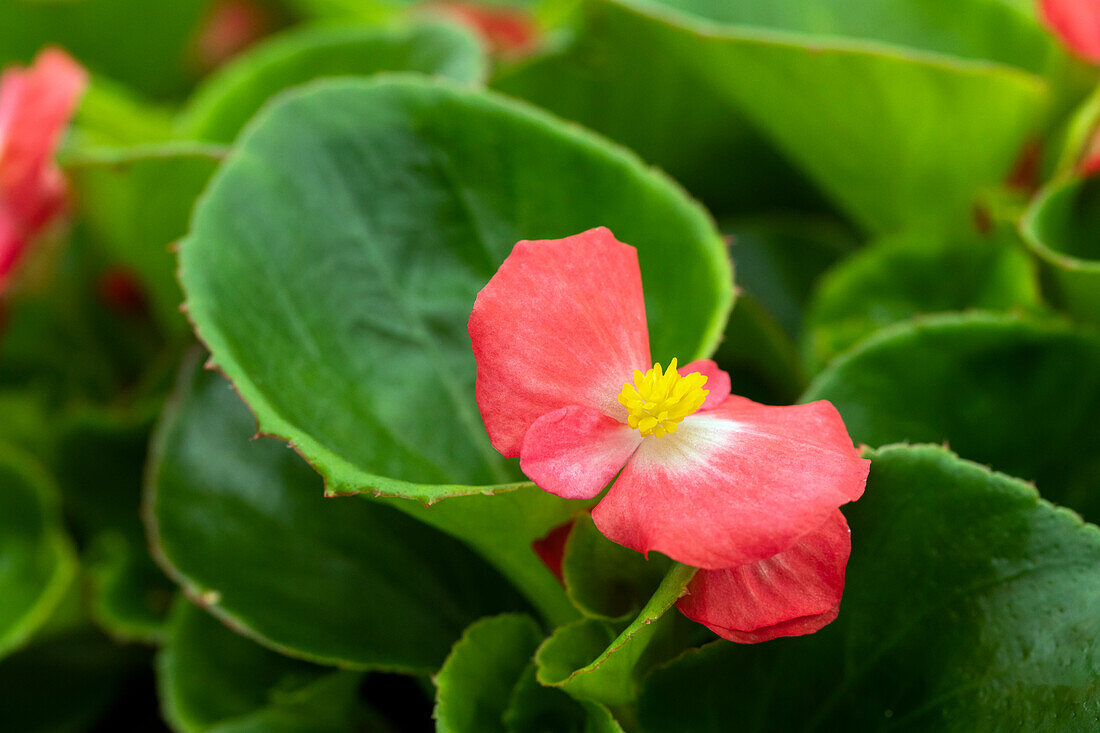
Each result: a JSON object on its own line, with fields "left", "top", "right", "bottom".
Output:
{"left": 617, "top": 358, "right": 708, "bottom": 438}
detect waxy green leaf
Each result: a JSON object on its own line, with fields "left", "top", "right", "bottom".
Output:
{"left": 504, "top": 664, "right": 625, "bottom": 733}
{"left": 434, "top": 614, "right": 544, "bottom": 733}
{"left": 493, "top": 0, "right": 819, "bottom": 216}
{"left": 536, "top": 563, "right": 698, "bottom": 706}
{"left": 1021, "top": 174, "right": 1100, "bottom": 326}
{"left": 180, "top": 22, "right": 488, "bottom": 143}
{"left": 0, "top": 445, "right": 77, "bottom": 660}
{"left": 159, "top": 600, "right": 365, "bottom": 733}
{"left": 606, "top": 0, "right": 1082, "bottom": 233}
{"left": 640, "top": 444, "right": 1100, "bottom": 731}
{"left": 146, "top": 355, "right": 530, "bottom": 670}
{"left": 803, "top": 230, "right": 1041, "bottom": 371}
{"left": 179, "top": 76, "right": 732, "bottom": 501}
{"left": 804, "top": 313, "right": 1100, "bottom": 519}
{"left": 562, "top": 514, "right": 670, "bottom": 622}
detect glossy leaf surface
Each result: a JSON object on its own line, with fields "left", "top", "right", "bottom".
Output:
{"left": 804, "top": 231, "right": 1041, "bottom": 370}
{"left": 159, "top": 600, "right": 365, "bottom": 733}
{"left": 147, "top": 355, "right": 529, "bottom": 670}
{"left": 180, "top": 22, "right": 488, "bottom": 142}
{"left": 179, "top": 76, "right": 731, "bottom": 499}
{"left": 0, "top": 446, "right": 77, "bottom": 660}
{"left": 804, "top": 313, "right": 1100, "bottom": 518}
{"left": 640, "top": 444, "right": 1100, "bottom": 731}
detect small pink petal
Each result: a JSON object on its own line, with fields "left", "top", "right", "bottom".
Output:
{"left": 520, "top": 405, "right": 641, "bottom": 500}
{"left": 1040, "top": 0, "right": 1100, "bottom": 63}
{"left": 532, "top": 519, "right": 576, "bottom": 585}
{"left": 469, "top": 228, "right": 651, "bottom": 457}
{"left": 592, "top": 396, "right": 868, "bottom": 570}
{"left": 679, "top": 359, "right": 731, "bottom": 411}
{"left": 0, "top": 47, "right": 86, "bottom": 258}
{"left": 428, "top": 2, "right": 537, "bottom": 56}
{"left": 677, "top": 510, "right": 850, "bottom": 644}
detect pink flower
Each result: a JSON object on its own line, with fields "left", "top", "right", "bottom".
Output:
{"left": 426, "top": 2, "right": 537, "bottom": 56}
{"left": 0, "top": 48, "right": 86, "bottom": 294}
{"left": 194, "top": 0, "right": 270, "bottom": 71}
{"left": 469, "top": 228, "right": 869, "bottom": 642}
{"left": 1040, "top": 0, "right": 1100, "bottom": 62}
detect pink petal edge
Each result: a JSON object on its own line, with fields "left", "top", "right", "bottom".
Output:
{"left": 1040, "top": 0, "right": 1100, "bottom": 62}
{"left": 679, "top": 359, "right": 731, "bottom": 411}
{"left": 468, "top": 227, "right": 651, "bottom": 457}
{"left": 520, "top": 405, "right": 641, "bottom": 500}
{"left": 676, "top": 510, "right": 851, "bottom": 644}
{"left": 592, "top": 396, "right": 869, "bottom": 570}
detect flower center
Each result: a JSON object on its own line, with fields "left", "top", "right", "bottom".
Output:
{"left": 617, "top": 358, "right": 708, "bottom": 438}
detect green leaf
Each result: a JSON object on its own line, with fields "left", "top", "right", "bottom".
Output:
{"left": 0, "top": 0, "right": 209, "bottom": 99}
{"left": 377, "top": 488, "right": 583, "bottom": 626}
{"left": 1020, "top": 174, "right": 1100, "bottom": 326}
{"left": 803, "top": 230, "right": 1042, "bottom": 371}
{"left": 50, "top": 406, "right": 176, "bottom": 643}
{"left": 433, "top": 614, "right": 544, "bottom": 733}
{"left": 146, "top": 353, "right": 531, "bottom": 671}
{"left": 639, "top": 444, "right": 1100, "bottom": 731}
{"left": 492, "top": 0, "right": 820, "bottom": 216}
{"left": 68, "top": 143, "right": 225, "bottom": 333}
{"left": 504, "top": 664, "right": 625, "bottom": 733}
{"left": 713, "top": 216, "right": 857, "bottom": 403}
{"left": 804, "top": 313, "right": 1100, "bottom": 521}
{"left": 606, "top": 0, "right": 1078, "bottom": 233}
{"left": 159, "top": 600, "right": 365, "bottom": 733}
{"left": 0, "top": 445, "right": 78, "bottom": 660}
{"left": 0, "top": 629, "right": 140, "bottom": 733}
{"left": 71, "top": 77, "right": 177, "bottom": 147}
{"left": 536, "top": 563, "right": 697, "bottom": 706}
{"left": 723, "top": 216, "right": 858, "bottom": 340}
{"left": 562, "top": 514, "right": 670, "bottom": 622}
{"left": 179, "top": 22, "right": 489, "bottom": 143}
{"left": 86, "top": 531, "right": 176, "bottom": 645}
{"left": 178, "top": 75, "right": 732, "bottom": 501}
{"left": 712, "top": 295, "right": 804, "bottom": 404}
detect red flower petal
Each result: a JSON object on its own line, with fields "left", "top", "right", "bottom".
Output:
{"left": 0, "top": 203, "right": 20, "bottom": 288}
{"left": 532, "top": 519, "right": 576, "bottom": 585}
{"left": 1040, "top": 0, "right": 1100, "bottom": 62}
{"left": 679, "top": 359, "right": 730, "bottom": 411}
{"left": 592, "top": 396, "right": 868, "bottom": 569}
{"left": 0, "top": 48, "right": 86, "bottom": 291}
{"left": 520, "top": 405, "right": 641, "bottom": 500}
{"left": 469, "top": 228, "right": 651, "bottom": 457}
{"left": 676, "top": 510, "right": 850, "bottom": 644}
{"left": 0, "top": 49, "right": 86, "bottom": 220}
{"left": 428, "top": 2, "right": 537, "bottom": 56}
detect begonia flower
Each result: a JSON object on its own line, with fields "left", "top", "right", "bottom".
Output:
{"left": 0, "top": 48, "right": 86, "bottom": 294}
{"left": 470, "top": 228, "right": 869, "bottom": 642}
{"left": 1040, "top": 0, "right": 1100, "bottom": 63}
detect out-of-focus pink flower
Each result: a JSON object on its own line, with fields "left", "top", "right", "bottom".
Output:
{"left": 195, "top": 0, "right": 271, "bottom": 71}
{"left": 97, "top": 267, "right": 148, "bottom": 317}
{"left": 1040, "top": 0, "right": 1100, "bottom": 63}
{"left": 0, "top": 48, "right": 87, "bottom": 295}
{"left": 427, "top": 2, "right": 537, "bottom": 56}
{"left": 470, "top": 228, "right": 868, "bottom": 643}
